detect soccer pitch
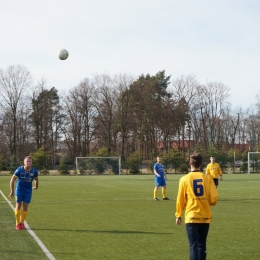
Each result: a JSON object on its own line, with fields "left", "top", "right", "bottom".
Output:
{"left": 0, "top": 174, "right": 260, "bottom": 260}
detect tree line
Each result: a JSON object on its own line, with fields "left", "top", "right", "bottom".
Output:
{"left": 0, "top": 64, "right": 259, "bottom": 172}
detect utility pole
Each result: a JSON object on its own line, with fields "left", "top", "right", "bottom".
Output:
{"left": 210, "top": 124, "right": 212, "bottom": 156}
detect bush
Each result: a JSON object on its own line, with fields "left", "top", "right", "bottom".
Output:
{"left": 58, "top": 157, "right": 70, "bottom": 175}
{"left": 30, "top": 148, "right": 50, "bottom": 173}
{"left": 127, "top": 151, "right": 141, "bottom": 174}
{"left": 41, "top": 168, "right": 50, "bottom": 175}
{"left": 179, "top": 162, "right": 189, "bottom": 173}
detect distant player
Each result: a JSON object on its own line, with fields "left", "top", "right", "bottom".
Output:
{"left": 206, "top": 156, "right": 223, "bottom": 188}
{"left": 175, "top": 152, "right": 218, "bottom": 260}
{"left": 153, "top": 156, "right": 169, "bottom": 200}
{"left": 9, "top": 156, "right": 39, "bottom": 230}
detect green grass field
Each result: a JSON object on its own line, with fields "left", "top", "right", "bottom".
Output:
{"left": 0, "top": 174, "right": 260, "bottom": 260}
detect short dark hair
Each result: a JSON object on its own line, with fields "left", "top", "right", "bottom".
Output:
{"left": 190, "top": 153, "right": 203, "bottom": 168}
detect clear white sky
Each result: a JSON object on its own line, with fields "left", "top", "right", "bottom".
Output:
{"left": 1, "top": 0, "right": 260, "bottom": 108}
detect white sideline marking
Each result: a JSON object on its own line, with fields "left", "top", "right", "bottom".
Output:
{"left": 0, "top": 190, "right": 56, "bottom": 260}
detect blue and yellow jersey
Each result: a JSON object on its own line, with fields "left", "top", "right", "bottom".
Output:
{"left": 206, "top": 163, "right": 222, "bottom": 179}
{"left": 154, "top": 163, "right": 164, "bottom": 178}
{"left": 14, "top": 166, "right": 38, "bottom": 195}
{"left": 175, "top": 171, "right": 218, "bottom": 223}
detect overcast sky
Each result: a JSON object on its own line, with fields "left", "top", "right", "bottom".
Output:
{"left": 1, "top": 0, "right": 260, "bottom": 108}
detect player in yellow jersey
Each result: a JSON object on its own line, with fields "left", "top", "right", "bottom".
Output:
{"left": 206, "top": 156, "right": 223, "bottom": 188}
{"left": 175, "top": 153, "right": 218, "bottom": 260}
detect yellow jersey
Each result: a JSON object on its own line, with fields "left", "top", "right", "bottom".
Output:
{"left": 206, "top": 163, "right": 222, "bottom": 179}
{"left": 175, "top": 171, "right": 218, "bottom": 223}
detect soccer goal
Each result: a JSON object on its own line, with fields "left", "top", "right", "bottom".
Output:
{"left": 76, "top": 156, "right": 121, "bottom": 175}
{"left": 247, "top": 152, "right": 260, "bottom": 174}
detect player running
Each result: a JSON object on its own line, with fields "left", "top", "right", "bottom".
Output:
{"left": 206, "top": 156, "right": 223, "bottom": 188}
{"left": 9, "top": 156, "right": 39, "bottom": 230}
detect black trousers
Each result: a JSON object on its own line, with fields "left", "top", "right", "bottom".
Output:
{"left": 186, "top": 223, "right": 210, "bottom": 260}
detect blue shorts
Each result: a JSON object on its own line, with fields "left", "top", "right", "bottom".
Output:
{"left": 155, "top": 178, "right": 166, "bottom": 187}
{"left": 16, "top": 193, "right": 32, "bottom": 204}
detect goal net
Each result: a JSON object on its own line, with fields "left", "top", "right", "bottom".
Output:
{"left": 247, "top": 152, "right": 260, "bottom": 174}
{"left": 76, "top": 156, "right": 121, "bottom": 175}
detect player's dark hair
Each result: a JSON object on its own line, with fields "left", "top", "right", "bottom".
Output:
{"left": 190, "top": 153, "right": 202, "bottom": 168}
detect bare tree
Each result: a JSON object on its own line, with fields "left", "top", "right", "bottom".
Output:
{"left": 171, "top": 75, "right": 199, "bottom": 155}
{"left": 62, "top": 78, "right": 97, "bottom": 160}
{"left": 113, "top": 74, "right": 135, "bottom": 160}
{"left": 191, "top": 82, "right": 230, "bottom": 153}
{"left": 92, "top": 74, "right": 117, "bottom": 154}
{"left": 0, "top": 65, "right": 32, "bottom": 157}
{"left": 171, "top": 75, "right": 198, "bottom": 104}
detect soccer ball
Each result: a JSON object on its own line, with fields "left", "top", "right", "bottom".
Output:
{"left": 58, "top": 49, "right": 69, "bottom": 60}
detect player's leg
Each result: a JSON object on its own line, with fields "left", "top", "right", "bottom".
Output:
{"left": 186, "top": 223, "right": 199, "bottom": 260}
{"left": 197, "top": 223, "right": 210, "bottom": 260}
{"left": 213, "top": 178, "right": 218, "bottom": 189}
{"left": 20, "top": 202, "right": 29, "bottom": 229}
{"left": 20, "top": 194, "right": 32, "bottom": 230}
{"left": 15, "top": 198, "right": 22, "bottom": 230}
{"left": 154, "top": 185, "right": 159, "bottom": 200}
{"left": 162, "top": 181, "right": 169, "bottom": 200}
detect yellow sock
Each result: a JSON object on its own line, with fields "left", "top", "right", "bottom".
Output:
{"left": 154, "top": 188, "right": 158, "bottom": 199}
{"left": 15, "top": 209, "right": 20, "bottom": 224}
{"left": 20, "top": 211, "right": 27, "bottom": 223}
{"left": 162, "top": 187, "right": 166, "bottom": 198}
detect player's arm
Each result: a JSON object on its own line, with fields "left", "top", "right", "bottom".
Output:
{"left": 176, "top": 217, "right": 182, "bottom": 225}
{"left": 218, "top": 164, "right": 223, "bottom": 181}
{"left": 209, "top": 177, "right": 219, "bottom": 206}
{"left": 205, "top": 165, "right": 210, "bottom": 175}
{"left": 9, "top": 175, "right": 17, "bottom": 199}
{"left": 154, "top": 165, "right": 160, "bottom": 177}
{"left": 175, "top": 180, "right": 186, "bottom": 225}
{"left": 33, "top": 177, "right": 39, "bottom": 190}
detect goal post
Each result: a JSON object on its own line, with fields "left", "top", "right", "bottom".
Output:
{"left": 247, "top": 152, "right": 260, "bottom": 174}
{"left": 76, "top": 156, "right": 121, "bottom": 175}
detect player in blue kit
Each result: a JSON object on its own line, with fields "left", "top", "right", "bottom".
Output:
{"left": 153, "top": 156, "right": 169, "bottom": 201}
{"left": 9, "top": 156, "right": 39, "bottom": 230}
